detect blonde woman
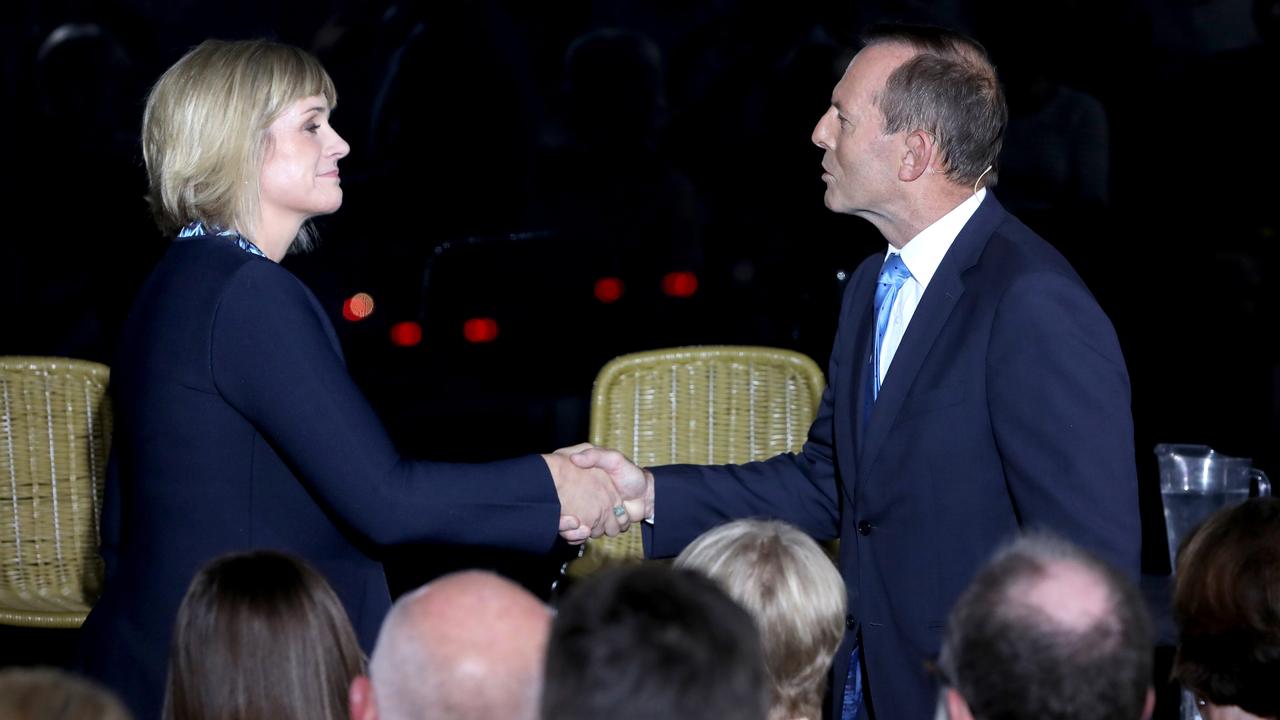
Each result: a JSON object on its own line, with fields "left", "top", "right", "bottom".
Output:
{"left": 676, "top": 519, "right": 846, "bottom": 720}
{"left": 75, "top": 39, "right": 627, "bottom": 720}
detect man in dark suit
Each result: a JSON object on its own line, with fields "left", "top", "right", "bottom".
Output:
{"left": 572, "top": 24, "right": 1140, "bottom": 720}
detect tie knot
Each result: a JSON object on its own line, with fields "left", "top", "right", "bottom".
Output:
{"left": 877, "top": 253, "right": 912, "bottom": 290}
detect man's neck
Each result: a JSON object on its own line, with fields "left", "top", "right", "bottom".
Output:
{"left": 876, "top": 184, "right": 976, "bottom": 249}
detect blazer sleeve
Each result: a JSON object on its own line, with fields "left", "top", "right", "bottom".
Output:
{"left": 644, "top": 391, "right": 842, "bottom": 558}
{"left": 987, "top": 269, "right": 1141, "bottom": 577}
{"left": 208, "top": 260, "right": 561, "bottom": 553}
{"left": 642, "top": 273, "right": 865, "bottom": 558}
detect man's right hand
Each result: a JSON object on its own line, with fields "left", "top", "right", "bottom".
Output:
{"left": 569, "top": 447, "right": 654, "bottom": 523}
{"left": 542, "top": 452, "right": 627, "bottom": 545}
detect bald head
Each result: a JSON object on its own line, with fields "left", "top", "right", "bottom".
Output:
{"left": 1016, "top": 558, "right": 1113, "bottom": 633}
{"left": 938, "top": 535, "right": 1153, "bottom": 720}
{"left": 357, "top": 571, "right": 550, "bottom": 720}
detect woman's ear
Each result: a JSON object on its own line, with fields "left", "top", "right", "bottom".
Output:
{"left": 349, "top": 674, "right": 378, "bottom": 720}
{"left": 944, "top": 687, "right": 974, "bottom": 720}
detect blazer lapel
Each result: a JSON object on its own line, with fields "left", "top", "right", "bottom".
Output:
{"left": 836, "top": 258, "right": 878, "bottom": 509}
{"left": 857, "top": 194, "right": 1008, "bottom": 477}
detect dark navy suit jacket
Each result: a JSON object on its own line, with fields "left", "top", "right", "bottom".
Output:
{"left": 77, "top": 234, "right": 561, "bottom": 719}
{"left": 645, "top": 194, "right": 1140, "bottom": 720}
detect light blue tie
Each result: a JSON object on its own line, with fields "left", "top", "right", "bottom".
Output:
{"left": 871, "top": 253, "right": 912, "bottom": 399}
{"left": 845, "top": 254, "right": 912, "bottom": 720}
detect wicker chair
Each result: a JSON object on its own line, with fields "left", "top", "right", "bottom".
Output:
{"left": 0, "top": 357, "right": 111, "bottom": 628}
{"left": 569, "top": 346, "right": 825, "bottom": 576}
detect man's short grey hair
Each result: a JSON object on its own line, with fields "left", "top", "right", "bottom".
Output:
{"left": 937, "top": 533, "right": 1152, "bottom": 720}
{"left": 862, "top": 24, "right": 1007, "bottom": 189}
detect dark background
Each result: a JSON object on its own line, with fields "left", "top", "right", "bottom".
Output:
{"left": 1, "top": 0, "right": 1276, "bottom": 707}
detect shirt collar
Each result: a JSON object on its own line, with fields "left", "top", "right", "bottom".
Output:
{"left": 888, "top": 188, "right": 986, "bottom": 290}
{"left": 176, "top": 220, "right": 267, "bottom": 258}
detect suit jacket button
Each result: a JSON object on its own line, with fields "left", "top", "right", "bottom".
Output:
{"left": 857, "top": 520, "right": 872, "bottom": 536}
{"left": 846, "top": 614, "right": 856, "bottom": 630}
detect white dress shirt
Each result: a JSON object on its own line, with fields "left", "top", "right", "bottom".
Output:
{"left": 876, "top": 189, "right": 987, "bottom": 387}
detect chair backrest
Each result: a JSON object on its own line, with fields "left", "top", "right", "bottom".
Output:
{"left": 0, "top": 357, "right": 111, "bottom": 628}
{"left": 572, "top": 346, "right": 825, "bottom": 574}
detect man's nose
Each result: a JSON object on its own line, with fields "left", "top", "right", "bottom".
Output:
{"left": 811, "top": 110, "right": 833, "bottom": 149}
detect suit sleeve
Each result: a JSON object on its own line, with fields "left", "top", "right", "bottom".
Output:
{"left": 987, "top": 269, "right": 1141, "bottom": 576}
{"left": 642, "top": 274, "right": 867, "bottom": 558}
{"left": 208, "top": 261, "right": 560, "bottom": 553}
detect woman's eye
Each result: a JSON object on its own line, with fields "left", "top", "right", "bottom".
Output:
{"left": 304, "top": 123, "right": 320, "bottom": 134}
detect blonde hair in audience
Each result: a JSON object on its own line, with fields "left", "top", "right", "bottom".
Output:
{"left": 676, "top": 519, "right": 846, "bottom": 720}
{"left": 142, "top": 38, "right": 336, "bottom": 249}
{"left": 163, "top": 550, "right": 365, "bottom": 720}
{"left": 0, "top": 667, "right": 132, "bottom": 720}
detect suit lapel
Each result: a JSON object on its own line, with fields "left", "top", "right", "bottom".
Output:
{"left": 835, "top": 259, "right": 878, "bottom": 509}
{"left": 856, "top": 194, "right": 1008, "bottom": 478}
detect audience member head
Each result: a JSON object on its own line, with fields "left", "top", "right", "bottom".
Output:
{"left": 163, "top": 550, "right": 364, "bottom": 720}
{"left": 936, "top": 534, "right": 1154, "bottom": 720}
{"left": 1173, "top": 497, "right": 1280, "bottom": 720}
{"left": 0, "top": 667, "right": 132, "bottom": 720}
{"left": 349, "top": 570, "right": 550, "bottom": 720}
{"left": 142, "top": 38, "right": 339, "bottom": 249}
{"left": 542, "top": 563, "right": 768, "bottom": 720}
{"left": 859, "top": 24, "right": 1007, "bottom": 189}
{"left": 675, "top": 519, "right": 846, "bottom": 720}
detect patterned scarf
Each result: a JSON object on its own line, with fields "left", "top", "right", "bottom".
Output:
{"left": 176, "top": 221, "right": 267, "bottom": 258}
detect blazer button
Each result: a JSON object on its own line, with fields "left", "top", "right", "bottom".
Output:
{"left": 846, "top": 614, "right": 856, "bottom": 630}
{"left": 857, "top": 520, "right": 872, "bottom": 536}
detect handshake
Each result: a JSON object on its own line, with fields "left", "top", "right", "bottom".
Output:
{"left": 542, "top": 444, "right": 655, "bottom": 544}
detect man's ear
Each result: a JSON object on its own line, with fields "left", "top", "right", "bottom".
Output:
{"left": 944, "top": 687, "right": 974, "bottom": 720}
{"left": 350, "top": 675, "right": 378, "bottom": 720}
{"left": 900, "top": 130, "right": 937, "bottom": 182}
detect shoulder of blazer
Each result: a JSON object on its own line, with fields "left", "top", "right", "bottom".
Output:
{"left": 938, "top": 192, "right": 1014, "bottom": 277}
{"left": 215, "top": 256, "right": 346, "bottom": 363}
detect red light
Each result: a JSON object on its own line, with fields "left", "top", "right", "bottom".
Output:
{"left": 463, "top": 317, "right": 499, "bottom": 344}
{"left": 389, "top": 321, "right": 422, "bottom": 347}
{"left": 594, "top": 277, "right": 625, "bottom": 303}
{"left": 661, "top": 271, "right": 698, "bottom": 298}
{"left": 342, "top": 292, "right": 375, "bottom": 322}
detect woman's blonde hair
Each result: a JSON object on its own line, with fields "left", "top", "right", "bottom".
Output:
{"left": 676, "top": 519, "right": 846, "bottom": 720}
{"left": 142, "top": 39, "right": 336, "bottom": 248}
{"left": 0, "top": 667, "right": 132, "bottom": 720}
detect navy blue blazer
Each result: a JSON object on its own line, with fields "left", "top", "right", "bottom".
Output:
{"left": 645, "top": 194, "right": 1140, "bottom": 720}
{"left": 78, "top": 234, "right": 561, "bottom": 720}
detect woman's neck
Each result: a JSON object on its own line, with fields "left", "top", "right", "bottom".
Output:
{"left": 250, "top": 211, "right": 302, "bottom": 262}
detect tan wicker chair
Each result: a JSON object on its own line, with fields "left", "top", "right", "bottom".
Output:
{"left": 570, "top": 346, "right": 825, "bottom": 576}
{"left": 0, "top": 357, "right": 111, "bottom": 628}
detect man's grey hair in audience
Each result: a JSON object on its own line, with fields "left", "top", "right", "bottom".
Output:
{"left": 935, "top": 534, "right": 1154, "bottom": 720}
{"left": 348, "top": 570, "right": 551, "bottom": 720}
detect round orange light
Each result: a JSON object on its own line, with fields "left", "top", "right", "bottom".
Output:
{"left": 343, "top": 292, "right": 375, "bottom": 322}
